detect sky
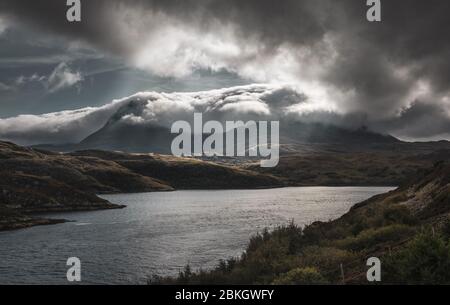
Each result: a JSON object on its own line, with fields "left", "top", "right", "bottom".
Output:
{"left": 0, "top": 0, "right": 449, "bottom": 143}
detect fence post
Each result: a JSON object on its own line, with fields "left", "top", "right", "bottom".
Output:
{"left": 340, "top": 263, "right": 345, "bottom": 284}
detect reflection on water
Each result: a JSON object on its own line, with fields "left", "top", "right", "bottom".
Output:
{"left": 0, "top": 187, "right": 394, "bottom": 284}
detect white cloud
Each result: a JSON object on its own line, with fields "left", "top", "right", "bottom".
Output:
{"left": 14, "top": 73, "right": 46, "bottom": 86}
{"left": 103, "top": 7, "right": 346, "bottom": 124}
{"left": 0, "top": 84, "right": 309, "bottom": 145}
{"left": 0, "top": 17, "right": 8, "bottom": 35}
{"left": 45, "top": 62, "right": 83, "bottom": 93}
{"left": 0, "top": 99, "right": 128, "bottom": 145}
{"left": 0, "top": 82, "right": 12, "bottom": 91}
{"left": 104, "top": 5, "right": 448, "bottom": 130}
{"left": 12, "top": 63, "right": 83, "bottom": 93}
{"left": 1, "top": 83, "right": 449, "bottom": 145}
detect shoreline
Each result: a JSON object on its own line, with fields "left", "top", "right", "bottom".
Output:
{"left": 0, "top": 216, "right": 67, "bottom": 232}
{"left": 0, "top": 204, "right": 126, "bottom": 232}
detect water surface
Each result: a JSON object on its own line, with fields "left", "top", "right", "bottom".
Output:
{"left": 0, "top": 187, "right": 393, "bottom": 284}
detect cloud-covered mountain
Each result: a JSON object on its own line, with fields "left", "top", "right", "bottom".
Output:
{"left": 0, "top": 84, "right": 403, "bottom": 153}
{"left": 0, "top": 84, "right": 296, "bottom": 146}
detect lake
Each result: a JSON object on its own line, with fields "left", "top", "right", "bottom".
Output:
{"left": 0, "top": 187, "right": 394, "bottom": 284}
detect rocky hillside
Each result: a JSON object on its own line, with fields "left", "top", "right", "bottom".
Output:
{"left": 349, "top": 160, "right": 450, "bottom": 225}
{"left": 0, "top": 141, "right": 282, "bottom": 231}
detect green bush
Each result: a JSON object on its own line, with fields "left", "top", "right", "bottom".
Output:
{"left": 247, "top": 221, "right": 303, "bottom": 255}
{"left": 272, "top": 267, "right": 328, "bottom": 285}
{"left": 334, "top": 224, "right": 415, "bottom": 251}
{"left": 384, "top": 232, "right": 450, "bottom": 284}
{"left": 300, "top": 246, "right": 356, "bottom": 271}
{"left": 381, "top": 205, "right": 418, "bottom": 226}
{"left": 442, "top": 218, "right": 450, "bottom": 239}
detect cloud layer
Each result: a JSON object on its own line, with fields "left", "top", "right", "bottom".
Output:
{"left": 0, "top": 0, "right": 449, "bottom": 140}
{"left": 1, "top": 84, "right": 448, "bottom": 146}
{"left": 0, "top": 84, "right": 301, "bottom": 145}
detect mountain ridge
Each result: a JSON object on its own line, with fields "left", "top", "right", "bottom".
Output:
{"left": 34, "top": 98, "right": 403, "bottom": 154}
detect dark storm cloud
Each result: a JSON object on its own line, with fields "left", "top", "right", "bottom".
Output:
{"left": 0, "top": 0, "right": 333, "bottom": 57}
{"left": 373, "top": 102, "right": 450, "bottom": 140}
{"left": 328, "top": 1, "right": 450, "bottom": 111}
{"left": 0, "top": 0, "right": 130, "bottom": 55}
{"left": 1, "top": 1, "right": 448, "bottom": 80}
{"left": 370, "top": 1, "right": 450, "bottom": 91}
{"left": 1, "top": 0, "right": 449, "bottom": 139}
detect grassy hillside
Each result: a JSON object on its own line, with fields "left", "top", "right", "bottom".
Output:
{"left": 69, "top": 150, "right": 283, "bottom": 189}
{"left": 152, "top": 162, "right": 450, "bottom": 285}
{"left": 248, "top": 142, "right": 450, "bottom": 186}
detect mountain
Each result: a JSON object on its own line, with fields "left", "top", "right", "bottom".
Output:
{"left": 1, "top": 84, "right": 447, "bottom": 156}
{"left": 79, "top": 119, "right": 399, "bottom": 154}
{"left": 13, "top": 83, "right": 396, "bottom": 154}
{"left": 0, "top": 141, "right": 282, "bottom": 231}
{"left": 35, "top": 98, "right": 401, "bottom": 154}
{"left": 78, "top": 100, "right": 174, "bottom": 153}
{"left": 280, "top": 122, "right": 399, "bottom": 145}
{"left": 30, "top": 97, "right": 450, "bottom": 188}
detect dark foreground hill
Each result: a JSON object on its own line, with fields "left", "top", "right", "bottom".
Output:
{"left": 0, "top": 141, "right": 281, "bottom": 231}
{"left": 153, "top": 162, "right": 450, "bottom": 285}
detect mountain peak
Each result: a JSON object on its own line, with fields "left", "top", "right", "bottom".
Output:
{"left": 105, "top": 99, "right": 148, "bottom": 127}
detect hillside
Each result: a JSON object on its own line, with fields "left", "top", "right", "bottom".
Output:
{"left": 248, "top": 142, "right": 450, "bottom": 186}
{"left": 68, "top": 150, "right": 282, "bottom": 189}
{"left": 153, "top": 162, "right": 450, "bottom": 285}
{"left": 0, "top": 141, "right": 282, "bottom": 231}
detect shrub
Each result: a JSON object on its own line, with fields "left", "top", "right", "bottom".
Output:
{"left": 272, "top": 267, "right": 328, "bottom": 285}
{"left": 381, "top": 205, "right": 418, "bottom": 226}
{"left": 247, "top": 221, "right": 303, "bottom": 255}
{"left": 442, "top": 218, "right": 450, "bottom": 239}
{"left": 333, "top": 224, "right": 415, "bottom": 252}
{"left": 384, "top": 232, "right": 450, "bottom": 284}
{"left": 300, "top": 246, "right": 356, "bottom": 271}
